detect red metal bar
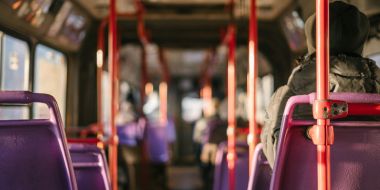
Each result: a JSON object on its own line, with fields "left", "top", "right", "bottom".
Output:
{"left": 97, "top": 20, "right": 107, "bottom": 147}
{"left": 137, "top": 1, "right": 149, "bottom": 112}
{"left": 158, "top": 48, "right": 170, "bottom": 82}
{"left": 200, "top": 50, "right": 214, "bottom": 116}
{"left": 247, "top": 0, "right": 259, "bottom": 171}
{"left": 348, "top": 103, "right": 380, "bottom": 115}
{"left": 159, "top": 82, "right": 168, "bottom": 125}
{"left": 158, "top": 48, "right": 169, "bottom": 125}
{"left": 68, "top": 138, "right": 101, "bottom": 144}
{"left": 226, "top": 25, "right": 236, "bottom": 190}
{"left": 200, "top": 50, "right": 216, "bottom": 83}
{"left": 315, "top": 0, "right": 331, "bottom": 190}
{"left": 202, "top": 81, "right": 212, "bottom": 116}
{"left": 108, "top": 0, "right": 119, "bottom": 189}
{"left": 136, "top": 0, "right": 149, "bottom": 46}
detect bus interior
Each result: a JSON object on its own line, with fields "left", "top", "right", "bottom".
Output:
{"left": 0, "top": 0, "right": 380, "bottom": 190}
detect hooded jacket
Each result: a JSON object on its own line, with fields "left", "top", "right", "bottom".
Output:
{"left": 260, "top": 1, "right": 380, "bottom": 167}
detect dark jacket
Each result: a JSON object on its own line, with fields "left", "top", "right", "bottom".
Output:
{"left": 261, "top": 54, "right": 380, "bottom": 167}
{"left": 206, "top": 116, "right": 228, "bottom": 144}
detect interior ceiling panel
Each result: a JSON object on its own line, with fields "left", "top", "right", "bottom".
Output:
{"left": 74, "top": 0, "right": 136, "bottom": 19}
{"left": 142, "top": 0, "right": 227, "bottom": 5}
{"left": 74, "top": 0, "right": 292, "bottom": 20}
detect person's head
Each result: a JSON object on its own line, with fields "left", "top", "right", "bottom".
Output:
{"left": 305, "top": 1, "right": 369, "bottom": 56}
{"left": 204, "top": 98, "right": 220, "bottom": 118}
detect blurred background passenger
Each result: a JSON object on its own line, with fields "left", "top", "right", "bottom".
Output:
{"left": 116, "top": 82, "right": 142, "bottom": 190}
{"left": 195, "top": 98, "right": 227, "bottom": 190}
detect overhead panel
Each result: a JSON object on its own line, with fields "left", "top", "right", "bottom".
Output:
{"left": 74, "top": 0, "right": 136, "bottom": 19}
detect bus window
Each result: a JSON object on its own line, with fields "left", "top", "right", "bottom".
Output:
{"left": 1, "top": 34, "right": 30, "bottom": 90}
{"left": 281, "top": 10, "right": 306, "bottom": 52}
{"left": 0, "top": 33, "right": 30, "bottom": 120}
{"left": 256, "top": 74, "right": 274, "bottom": 124}
{"left": 33, "top": 45, "right": 67, "bottom": 121}
{"left": 182, "top": 95, "right": 203, "bottom": 123}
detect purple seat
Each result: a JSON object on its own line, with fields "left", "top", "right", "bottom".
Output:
{"left": 271, "top": 93, "right": 380, "bottom": 190}
{"left": 0, "top": 91, "right": 76, "bottom": 190}
{"left": 213, "top": 142, "right": 249, "bottom": 190}
{"left": 247, "top": 143, "right": 272, "bottom": 190}
{"left": 145, "top": 122, "right": 169, "bottom": 163}
{"left": 69, "top": 143, "right": 110, "bottom": 190}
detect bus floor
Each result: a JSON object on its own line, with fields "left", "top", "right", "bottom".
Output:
{"left": 168, "top": 165, "right": 203, "bottom": 190}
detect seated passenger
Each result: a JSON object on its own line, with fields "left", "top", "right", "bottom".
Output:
{"left": 261, "top": 1, "right": 380, "bottom": 167}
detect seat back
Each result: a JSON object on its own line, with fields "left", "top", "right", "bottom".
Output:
{"left": 0, "top": 91, "right": 76, "bottom": 190}
{"left": 69, "top": 143, "right": 110, "bottom": 190}
{"left": 213, "top": 142, "right": 249, "bottom": 190}
{"left": 271, "top": 93, "right": 380, "bottom": 190}
{"left": 247, "top": 143, "right": 272, "bottom": 190}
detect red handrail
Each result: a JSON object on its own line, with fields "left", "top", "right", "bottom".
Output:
{"left": 200, "top": 50, "right": 214, "bottom": 116}
{"left": 247, "top": 0, "right": 259, "bottom": 171}
{"left": 96, "top": 19, "right": 107, "bottom": 146}
{"left": 314, "top": 0, "right": 331, "bottom": 190}
{"left": 108, "top": 0, "right": 119, "bottom": 189}
{"left": 348, "top": 103, "right": 380, "bottom": 115}
{"left": 158, "top": 48, "right": 170, "bottom": 125}
{"left": 68, "top": 138, "right": 101, "bottom": 145}
{"left": 226, "top": 24, "right": 236, "bottom": 190}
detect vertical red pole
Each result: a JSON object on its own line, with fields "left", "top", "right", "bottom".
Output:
{"left": 202, "top": 80, "right": 212, "bottom": 116}
{"left": 97, "top": 20, "right": 107, "bottom": 148}
{"left": 227, "top": 25, "right": 236, "bottom": 190}
{"left": 159, "top": 81, "right": 168, "bottom": 125}
{"left": 247, "top": 0, "right": 259, "bottom": 171}
{"left": 315, "top": 0, "right": 331, "bottom": 190}
{"left": 108, "top": 0, "right": 118, "bottom": 189}
{"left": 201, "top": 51, "right": 213, "bottom": 116}
{"left": 158, "top": 48, "right": 169, "bottom": 125}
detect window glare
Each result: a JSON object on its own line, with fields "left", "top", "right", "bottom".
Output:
{"left": 33, "top": 45, "right": 67, "bottom": 121}
{"left": 1, "top": 34, "right": 29, "bottom": 91}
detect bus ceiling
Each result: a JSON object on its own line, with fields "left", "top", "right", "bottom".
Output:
{"left": 75, "top": 0, "right": 293, "bottom": 21}
{"left": 75, "top": 0, "right": 380, "bottom": 21}
{"left": 2, "top": 0, "right": 380, "bottom": 51}
{"left": 76, "top": 0, "right": 380, "bottom": 49}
